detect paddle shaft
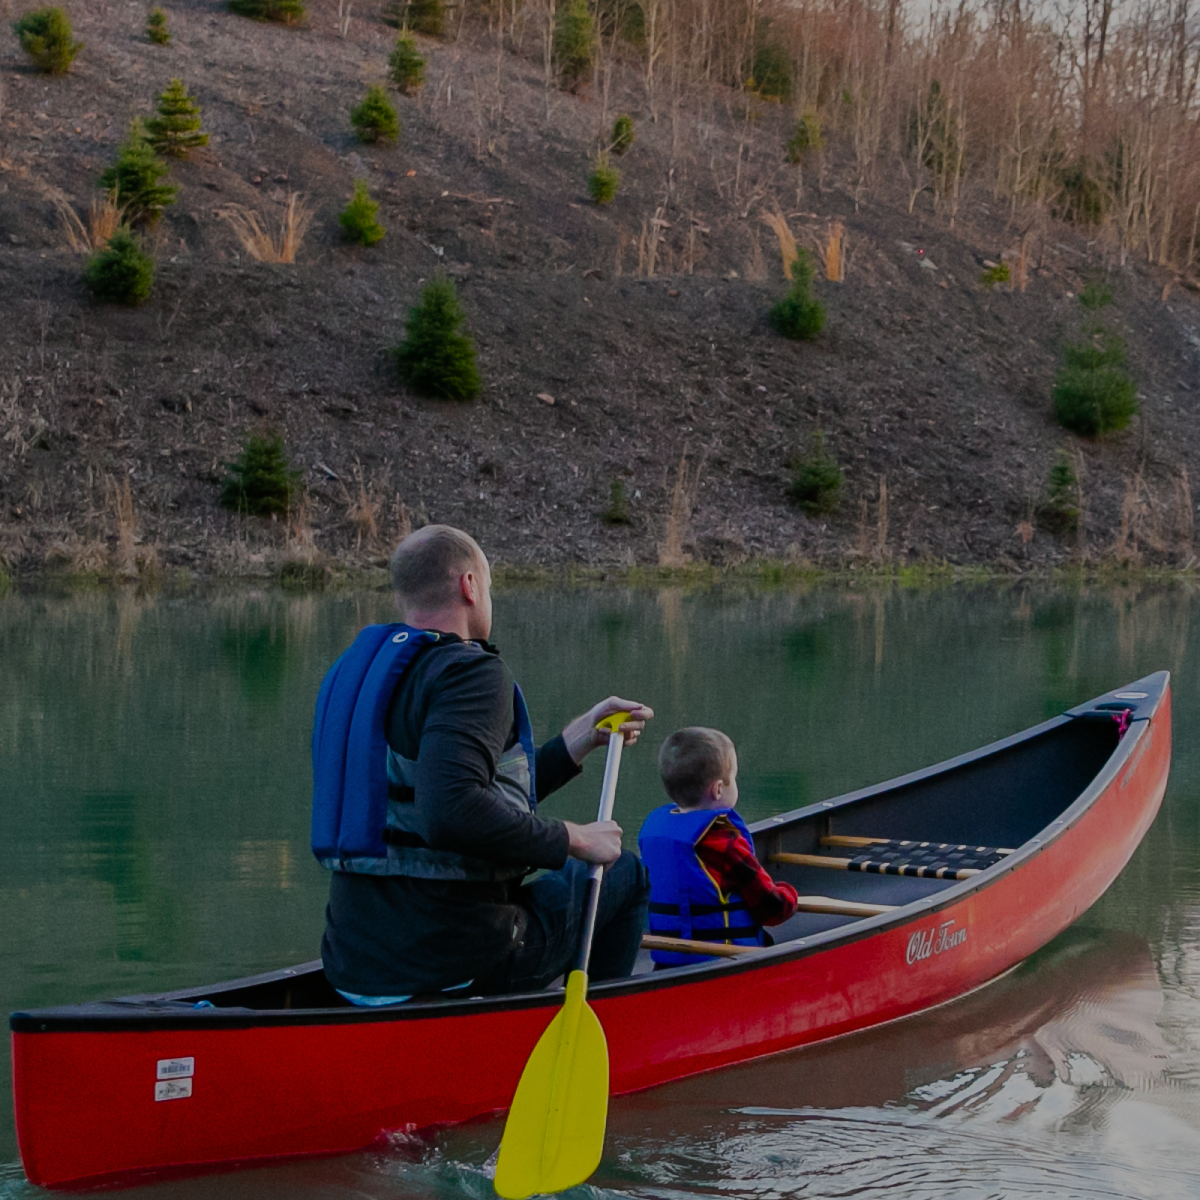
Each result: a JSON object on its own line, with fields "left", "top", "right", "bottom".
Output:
{"left": 575, "top": 730, "right": 625, "bottom": 974}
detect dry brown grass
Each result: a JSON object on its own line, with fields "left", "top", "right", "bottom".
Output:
{"left": 286, "top": 493, "right": 320, "bottom": 563}
{"left": 218, "top": 194, "right": 313, "bottom": 264}
{"left": 824, "top": 220, "right": 846, "bottom": 282}
{"left": 111, "top": 476, "right": 139, "bottom": 579}
{"left": 761, "top": 207, "right": 798, "bottom": 279}
{"left": 48, "top": 187, "right": 124, "bottom": 254}
{"left": 658, "top": 452, "right": 705, "bottom": 567}
{"left": 340, "top": 464, "right": 383, "bottom": 550}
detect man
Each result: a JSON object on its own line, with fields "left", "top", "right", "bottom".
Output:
{"left": 313, "top": 524, "right": 653, "bottom": 1003}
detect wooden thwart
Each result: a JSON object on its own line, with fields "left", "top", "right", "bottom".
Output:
{"left": 773, "top": 851, "right": 984, "bottom": 881}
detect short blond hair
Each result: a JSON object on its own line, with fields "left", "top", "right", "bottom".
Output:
{"left": 658, "top": 727, "right": 736, "bottom": 808}
{"left": 390, "top": 525, "right": 484, "bottom": 610}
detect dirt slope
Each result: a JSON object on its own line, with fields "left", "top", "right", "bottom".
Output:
{"left": 2, "top": 0, "right": 1199, "bottom": 579}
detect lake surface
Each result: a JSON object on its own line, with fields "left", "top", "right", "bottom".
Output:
{"left": 2, "top": 581, "right": 1200, "bottom": 1198}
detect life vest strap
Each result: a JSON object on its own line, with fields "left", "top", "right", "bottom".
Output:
{"left": 648, "top": 899, "right": 749, "bottom": 917}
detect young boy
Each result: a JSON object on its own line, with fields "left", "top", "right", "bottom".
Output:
{"left": 638, "top": 727, "right": 799, "bottom": 966}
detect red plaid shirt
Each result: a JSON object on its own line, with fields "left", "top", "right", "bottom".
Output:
{"left": 693, "top": 815, "right": 799, "bottom": 926}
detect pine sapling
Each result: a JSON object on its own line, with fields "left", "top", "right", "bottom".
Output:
{"left": 13, "top": 7, "right": 82, "bottom": 74}
{"left": 339, "top": 180, "right": 385, "bottom": 246}
{"left": 588, "top": 152, "right": 619, "bottom": 204}
{"left": 351, "top": 85, "right": 400, "bottom": 144}
{"left": 602, "top": 478, "right": 631, "bottom": 525}
{"left": 1040, "top": 449, "right": 1081, "bottom": 534}
{"left": 227, "top": 0, "right": 306, "bottom": 22}
{"left": 789, "top": 429, "right": 843, "bottom": 514}
{"left": 1053, "top": 331, "right": 1138, "bottom": 437}
{"left": 146, "top": 6, "right": 169, "bottom": 44}
{"left": 394, "top": 276, "right": 481, "bottom": 401}
{"left": 389, "top": 34, "right": 425, "bottom": 93}
{"left": 407, "top": 0, "right": 444, "bottom": 36}
{"left": 554, "top": 0, "right": 593, "bottom": 89}
{"left": 769, "top": 249, "right": 825, "bottom": 341}
{"left": 146, "top": 79, "right": 209, "bottom": 158}
{"left": 610, "top": 114, "right": 634, "bottom": 155}
{"left": 98, "top": 123, "right": 178, "bottom": 225}
{"left": 84, "top": 228, "right": 155, "bottom": 306}
{"left": 220, "top": 432, "right": 302, "bottom": 516}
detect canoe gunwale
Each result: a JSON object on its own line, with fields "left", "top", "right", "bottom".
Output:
{"left": 9, "top": 673, "right": 1168, "bottom": 1034}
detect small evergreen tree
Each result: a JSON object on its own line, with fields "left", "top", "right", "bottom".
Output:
{"left": 786, "top": 111, "right": 823, "bottom": 164}
{"left": 789, "top": 430, "right": 842, "bottom": 514}
{"left": 84, "top": 228, "right": 155, "bottom": 306}
{"left": 407, "top": 0, "right": 444, "bottom": 36}
{"left": 769, "top": 250, "right": 825, "bottom": 341}
{"left": 351, "top": 85, "right": 400, "bottom": 144}
{"left": 339, "top": 180, "right": 385, "bottom": 245}
{"left": 1079, "top": 278, "right": 1114, "bottom": 309}
{"left": 227, "top": 0, "right": 306, "bottom": 22}
{"left": 389, "top": 34, "right": 425, "bottom": 93}
{"left": 610, "top": 114, "right": 634, "bottom": 155}
{"left": 602, "top": 478, "right": 631, "bottom": 525}
{"left": 13, "top": 7, "right": 82, "bottom": 74}
{"left": 555, "top": 0, "right": 593, "bottom": 89}
{"left": 98, "top": 123, "right": 178, "bottom": 225}
{"left": 1040, "top": 449, "right": 1081, "bottom": 534}
{"left": 1053, "top": 331, "right": 1139, "bottom": 436}
{"left": 381, "top": 0, "right": 404, "bottom": 26}
{"left": 146, "top": 79, "right": 209, "bottom": 158}
{"left": 394, "top": 276, "right": 481, "bottom": 401}
{"left": 749, "top": 41, "right": 791, "bottom": 101}
{"left": 220, "top": 432, "right": 302, "bottom": 516}
{"left": 979, "top": 262, "right": 1010, "bottom": 289}
{"left": 588, "top": 152, "right": 619, "bottom": 204}
{"left": 146, "top": 6, "right": 169, "bottom": 44}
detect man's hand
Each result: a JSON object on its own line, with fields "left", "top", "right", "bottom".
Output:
{"left": 562, "top": 696, "right": 655, "bottom": 765}
{"left": 564, "top": 819, "right": 624, "bottom": 864}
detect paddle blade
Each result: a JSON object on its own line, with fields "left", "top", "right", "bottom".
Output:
{"left": 494, "top": 971, "right": 609, "bottom": 1199}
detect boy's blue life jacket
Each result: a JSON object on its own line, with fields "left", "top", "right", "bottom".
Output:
{"left": 638, "top": 803, "right": 767, "bottom": 966}
{"left": 311, "top": 623, "right": 537, "bottom": 882}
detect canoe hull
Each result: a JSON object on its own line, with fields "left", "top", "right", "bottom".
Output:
{"left": 11, "top": 681, "right": 1171, "bottom": 1189}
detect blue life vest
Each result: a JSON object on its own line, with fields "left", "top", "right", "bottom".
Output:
{"left": 638, "top": 804, "right": 767, "bottom": 965}
{"left": 311, "top": 623, "right": 537, "bottom": 881}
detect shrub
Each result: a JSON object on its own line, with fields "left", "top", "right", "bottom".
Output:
{"left": 389, "top": 34, "right": 425, "bottom": 94}
{"left": 13, "top": 7, "right": 82, "bottom": 74}
{"left": 980, "top": 262, "right": 1010, "bottom": 289}
{"left": 220, "top": 432, "right": 302, "bottom": 516}
{"left": 555, "top": 0, "right": 594, "bottom": 89}
{"left": 786, "top": 110, "right": 823, "bottom": 163}
{"left": 146, "top": 79, "right": 209, "bottom": 158}
{"left": 146, "top": 6, "right": 169, "bottom": 44}
{"left": 602, "top": 478, "right": 631, "bottom": 525}
{"left": 789, "top": 430, "right": 842, "bottom": 514}
{"left": 84, "top": 228, "right": 155, "bottom": 306}
{"left": 769, "top": 250, "right": 825, "bottom": 341}
{"left": 351, "top": 86, "right": 400, "bottom": 144}
{"left": 588, "top": 153, "right": 618, "bottom": 205}
{"left": 227, "top": 0, "right": 306, "bottom": 22}
{"left": 610, "top": 114, "right": 634, "bottom": 155}
{"left": 394, "top": 276, "right": 481, "bottom": 401}
{"left": 1079, "top": 278, "right": 1113, "bottom": 309}
{"left": 1056, "top": 157, "right": 1107, "bottom": 225}
{"left": 1040, "top": 449, "right": 1080, "bottom": 533}
{"left": 339, "top": 180, "right": 385, "bottom": 246}
{"left": 98, "top": 124, "right": 178, "bottom": 225}
{"left": 749, "top": 41, "right": 791, "bottom": 101}
{"left": 409, "top": 0, "right": 444, "bottom": 35}
{"left": 1053, "top": 332, "right": 1138, "bottom": 436}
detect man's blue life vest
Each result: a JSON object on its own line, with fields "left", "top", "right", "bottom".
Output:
{"left": 310, "top": 623, "right": 537, "bottom": 882}
{"left": 638, "top": 804, "right": 767, "bottom": 966}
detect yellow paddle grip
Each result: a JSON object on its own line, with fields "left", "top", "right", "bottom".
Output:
{"left": 595, "top": 710, "right": 632, "bottom": 734}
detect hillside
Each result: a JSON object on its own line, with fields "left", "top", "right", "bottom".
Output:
{"left": 2, "top": 0, "right": 1199, "bottom": 582}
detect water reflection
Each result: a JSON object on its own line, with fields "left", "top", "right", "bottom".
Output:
{"left": 3, "top": 582, "right": 1200, "bottom": 1198}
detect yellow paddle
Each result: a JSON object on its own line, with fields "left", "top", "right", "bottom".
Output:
{"left": 493, "top": 711, "right": 631, "bottom": 1200}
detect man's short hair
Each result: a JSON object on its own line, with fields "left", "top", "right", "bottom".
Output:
{"left": 658, "top": 727, "right": 736, "bottom": 808}
{"left": 389, "top": 525, "right": 484, "bottom": 611}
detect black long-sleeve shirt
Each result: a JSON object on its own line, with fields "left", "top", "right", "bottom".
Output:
{"left": 321, "top": 635, "right": 581, "bottom": 997}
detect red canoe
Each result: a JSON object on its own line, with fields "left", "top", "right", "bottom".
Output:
{"left": 10, "top": 672, "right": 1172, "bottom": 1190}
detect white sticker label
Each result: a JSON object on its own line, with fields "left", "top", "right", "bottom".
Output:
{"left": 156, "top": 1057, "right": 195, "bottom": 1080}
{"left": 155, "top": 1078, "right": 193, "bottom": 1102}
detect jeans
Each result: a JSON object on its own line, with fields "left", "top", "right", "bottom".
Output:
{"left": 473, "top": 850, "right": 650, "bottom": 996}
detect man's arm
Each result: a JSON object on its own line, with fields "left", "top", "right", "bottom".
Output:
{"left": 694, "top": 817, "right": 799, "bottom": 926}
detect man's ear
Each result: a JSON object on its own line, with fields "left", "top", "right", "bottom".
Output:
{"left": 459, "top": 570, "right": 477, "bottom": 606}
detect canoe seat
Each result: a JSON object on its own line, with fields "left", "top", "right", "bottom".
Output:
{"left": 773, "top": 838, "right": 1012, "bottom": 882}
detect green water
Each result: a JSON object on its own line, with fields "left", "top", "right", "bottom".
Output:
{"left": 2, "top": 583, "right": 1200, "bottom": 1198}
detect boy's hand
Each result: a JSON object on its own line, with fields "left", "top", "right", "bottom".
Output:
{"left": 563, "top": 696, "right": 654, "bottom": 764}
{"left": 564, "top": 820, "right": 624, "bottom": 864}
